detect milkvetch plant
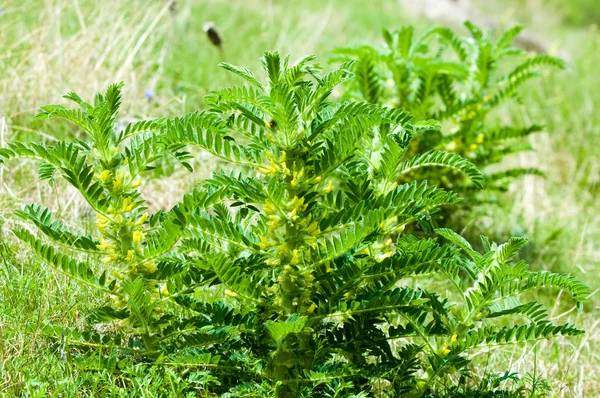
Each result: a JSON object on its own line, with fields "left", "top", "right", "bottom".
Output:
{"left": 0, "top": 52, "right": 589, "bottom": 397}
{"left": 332, "top": 22, "right": 566, "bottom": 208}
{"left": 0, "top": 84, "right": 181, "bottom": 351}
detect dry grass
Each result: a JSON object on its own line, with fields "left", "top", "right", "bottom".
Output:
{"left": 0, "top": 0, "right": 175, "bottom": 126}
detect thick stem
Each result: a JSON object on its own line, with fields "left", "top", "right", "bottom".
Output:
{"left": 141, "top": 332, "right": 159, "bottom": 358}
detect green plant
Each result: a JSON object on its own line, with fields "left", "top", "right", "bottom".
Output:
{"left": 531, "top": 0, "right": 600, "bottom": 26}
{"left": 0, "top": 52, "right": 589, "bottom": 397}
{"left": 332, "top": 22, "right": 566, "bottom": 214}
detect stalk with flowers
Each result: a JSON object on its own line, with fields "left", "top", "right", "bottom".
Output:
{"left": 0, "top": 83, "right": 175, "bottom": 352}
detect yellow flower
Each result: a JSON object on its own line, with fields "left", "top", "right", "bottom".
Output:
{"left": 224, "top": 289, "right": 238, "bottom": 298}
{"left": 132, "top": 230, "right": 143, "bottom": 246}
{"left": 259, "top": 158, "right": 280, "bottom": 176}
{"left": 139, "top": 260, "right": 157, "bottom": 274}
{"left": 124, "top": 250, "right": 134, "bottom": 261}
{"left": 258, "top": 166, "right": 271, "bottom": 175}
{"left": 257, "top": 235, "right": 270, "bottom": 249}
{"left": 111, "top": 270, "right": 124, "bottom": 280}
{"left": 379, "top": 216, "right": 397, "bottom": 230}
{"left": 265, "top": 258, "right": 281, "bottom": 266}
{"left": 97, "top": 214, "right": 108, "bottom": 226}
{"left": 469, "top": 143, "right": 479, "bottom": 152}
{"left": 160, "top": 284, "right": 170, "bottom": 297}
{"left": 287, "top": 209, "right": 296, "bottom": 222}
{"left": 122, "top": 197, "right": 132, "bottom": 212}
{"left": 297, "top": 214, "right": 311, "bottom": 228}
{"left": 263, "top": 200, "right": 276, "bottom": 215}
{"left": 291, "top": 196, "right": 307, "bottom": 212}
{"left": 323, "top": 180, "right": 333, "bottom": 194}
{"left": 113, "top": 171, "right": 124, "bottom": 190}
{"left": 291, "top": 168, "right": 305, "bottom": 187}
{"left": 290, "top": 249, "right": 300, "bottom": 265}
{"left": 136, "top": 213, "right": 148, "bottom": 226}
{"left": 291, "top": 171, "right": 299, "bottom": 186}
{"left": 377, "top": 250, "right": 394, "bottom": 261}
{"left": 276, "top": 244, "right": 289, "bottom": 256}
{"left": 131, "top": 179, "right": 142, "bottom": 188}
{"left": 99, "top": 169, "right": 111, "bottom": 181}
{"left": 267, "top": 215, "right": 281, "bottom": 230}
{"left": 476, "top": 133, "right": 484, "bottom": 144}
{"left": 440, "top": 334, "right": 458, "bottom": 356}
{"left": 441, "top": 342, "right": 451, "bottom": 356}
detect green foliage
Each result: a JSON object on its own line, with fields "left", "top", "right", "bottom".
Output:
{"left": 332, "top": 22, "right": 566, "bottom": 216}
{"left": 545, "top": 0, "right": 600, "bottom": 26}
{"left": 0, "top": 50, "right": 589, "bottom": 397}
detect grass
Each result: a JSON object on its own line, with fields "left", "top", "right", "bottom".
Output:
{"left": 0, "top": 0, "right": 598, "bottom": 396}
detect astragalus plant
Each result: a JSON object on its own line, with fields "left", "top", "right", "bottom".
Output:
{"left": 0, "top": 53, "right": 589, "bottom": 397}
{"left": 333, "top": 22, "right": 566, "bottom": 208}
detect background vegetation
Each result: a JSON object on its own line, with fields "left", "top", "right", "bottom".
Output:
{"left": 0, "top": 0, "right": 598, "bottom": 396}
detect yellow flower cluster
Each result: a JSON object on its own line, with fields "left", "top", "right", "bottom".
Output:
{"left": 458, "top": 103, "right": 484, "bottom": 123}
{"left": 97, "top": 160, "right": 141, "bottom": 192}
{"left": 444, "top": 132, "right": 485, "bottom": 155}
{"left": 290, "top": 168, "right": 305, "bottom": 187}
{"left": 440, "top": 334, "right": 458, "bottom": 356}
{"left": 258, "top": 151, "right": 288, "bottom": 176}
{"left": 95, "top": 166, "right": 151, "bottom": 279}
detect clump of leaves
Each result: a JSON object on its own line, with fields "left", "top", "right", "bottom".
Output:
{"left": 0, "top": 51, "right": 588, "bottom": 397}
{"left": 332, "top": 22, "right": 566, "bottom": 219}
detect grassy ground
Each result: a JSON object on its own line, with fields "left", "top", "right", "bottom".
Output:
{"left": 0, "top": 0, "right": 598, "bottom": 396}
